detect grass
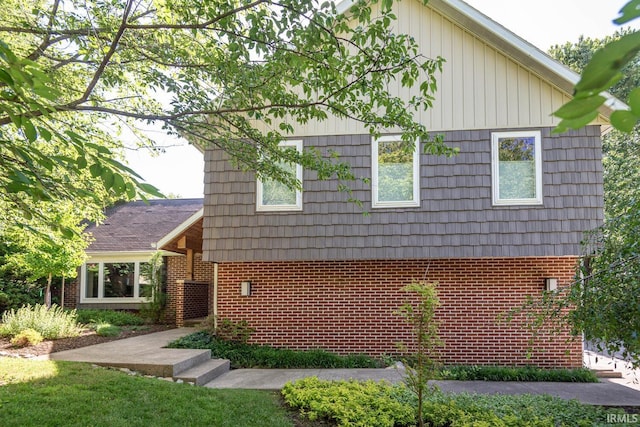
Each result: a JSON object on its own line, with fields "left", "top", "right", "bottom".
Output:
{"left": 0, "top": 357, "right": 293, "bottom": 427}
{"left": 167, "top": 331, "right": 384, "bottom": 369}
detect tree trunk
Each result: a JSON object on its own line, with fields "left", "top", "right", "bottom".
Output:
{"left": 45, "top": 272, "right": 52, "bottom": 308}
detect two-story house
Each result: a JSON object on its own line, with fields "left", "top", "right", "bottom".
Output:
{"left": 199, "top": 0, "right": 613, "bottom": 368}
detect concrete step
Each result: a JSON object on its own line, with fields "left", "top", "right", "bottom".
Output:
{"left": 593, "top": 369, "right": 623, "bottom": 378}
{"left": 174, "top": 359, "right": 230, "bottom": 385}
{"left": 171, "top": 349, "right": 213, "bottom": 376}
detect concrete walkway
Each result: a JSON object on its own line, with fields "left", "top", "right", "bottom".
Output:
{"left": 49, "top": 328, "right": 204, "bottom": 377}
{"left": 205, "top": 368, "right": 640, "bottom": 406}
{"left": 48, "top": 329, "right": 640, "bottom": 407}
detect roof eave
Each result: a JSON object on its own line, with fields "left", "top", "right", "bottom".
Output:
{"left": 156, "top": 207, "right": 204, "bottom": 249}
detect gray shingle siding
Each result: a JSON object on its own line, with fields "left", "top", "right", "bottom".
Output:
{"left": 203, "top": 126, "right": 603, "bottom": 262}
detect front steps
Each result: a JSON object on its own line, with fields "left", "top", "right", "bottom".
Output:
{"left": 174, "top": 358, "right": 231, "bottom": 385}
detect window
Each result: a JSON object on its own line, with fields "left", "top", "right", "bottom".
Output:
{"left": 256, "top": 140, "right": 303, "bottom": 211}
{"left": 491, "top": 131, "right": 542, "bottom": 205}
{"left": 81, "top": 260, "right": 151, "bottom": 302}
{"left": 372, "top": 135, "right": 420, "bottom": 208}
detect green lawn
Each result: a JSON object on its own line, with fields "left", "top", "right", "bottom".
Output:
{"left": 0, "top": 357, "right": 293, "bottom": 427}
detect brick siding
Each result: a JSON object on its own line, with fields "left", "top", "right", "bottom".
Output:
{"left": 216, "top": 257, "right": 582, "bottom": 368}
{"left": 166, "top": 254, "right": 214, "bottom": 325}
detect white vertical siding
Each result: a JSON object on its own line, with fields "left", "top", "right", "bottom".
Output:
{"left": 258, "top": 0, "right": 605, "bottom": 137}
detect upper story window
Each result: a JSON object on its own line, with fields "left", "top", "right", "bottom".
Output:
{"left": 491, "top": 131, "right": 542, "bottom": 205}
{"left": 372, "top": 135, "right": 420, "bottom": 208}
{"left": 256, "top": 140, "right": 303, "bottom": 211}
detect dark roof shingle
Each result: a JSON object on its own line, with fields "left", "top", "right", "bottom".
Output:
{"left": 86, "top": 198, "right": 203, "bottom": 253}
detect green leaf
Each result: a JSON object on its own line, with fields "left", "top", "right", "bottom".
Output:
{"left": 0, "top": 68, "right": 14, "bottom": 85}
{"left": 137, "top": 182, "right": 163, "bottom": 198}
{"left": 32, "top": 84, "right": 60, "bottom": 101}
{"left": 112, "top": 173, "right": 126, "bottom": 194}
{"left": 125, "top": 182, "right": 137, "bottom": 199}
{"left": 575, "top": 31, "right": 640, "bottom": 94}
{"left": 553, "top": 95, "right": 605, "bottom": 120}
{"left": 552, "top": 111, "right": 599, "bottom": 134}
{"left": 77, "top": 156, "right": 88, "bottom": 169}
{"left": 614, "top": 0, "right": 640, "bottom": 24}
{"left": 101, "top": 169, "right": 114, "bottom": 190}
{"left": 23, "top": 119, "right": 37, "bottom": 142}
{"left": 610, "top": 110, "right": 639, "bottom": 132}
{"left": 89, "top": 163, "right": 102, "bottom": 178}
{"left": 38, "top": 127, "right": 52, "bottom": 142}
{"left": 628, "top": 87, "right": 640, "bottom": 116}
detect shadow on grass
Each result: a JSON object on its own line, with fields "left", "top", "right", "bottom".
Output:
{"left": 0, "top": 357, "right": 294, "bottom": 427}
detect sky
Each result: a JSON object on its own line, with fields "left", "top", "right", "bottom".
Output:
{"left": 124, "top": 0, "right": 638, "bottom": 199}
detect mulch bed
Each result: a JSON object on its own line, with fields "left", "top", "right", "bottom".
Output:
{"left": 0, "top": 324, "right": 175, "bottom": 359}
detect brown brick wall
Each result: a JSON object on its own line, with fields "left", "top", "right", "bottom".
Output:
{"left": 64, "top": 277, "right": 79, "bottom": 308}
{"left": 216, "top": 257, "right": 582, "bottom": 368}
{"left": 166, "top": 254, "right": 214, "bottom": 325}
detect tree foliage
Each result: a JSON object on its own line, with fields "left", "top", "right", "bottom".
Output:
{"left": 0, "top": 0, "right": 456, "bottom": 229}
{"left": 552, "top": 0, "right": 640, "bottom": 133}
{"left": 396, "top": 282, "right": 442, "bottom": 427}
{"left": 1, "top": 201, "right": 90, "bottom": 307}
{"left": 549, "top": 25, "right": 640, "bottom": 366}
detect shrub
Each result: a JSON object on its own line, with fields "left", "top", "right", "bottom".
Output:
{"left": 75, "top": 309, "right": 144, "bottom": 326}
{"left": 282, "top": 377, "right": 415, "bottom": 427}
{"left": 168, "top": 331, "right": 384, "bottom": 369}
{"left": 138, "top": 252, "right": 167, "bottom": 323}
{"left": 282, "top": 378, "right": 626, "bottom": 427}
{"left": 0, "top": 304, "right": 81, "bottom": 339}
{"left": 0, "top": 278, "right": 44, "bottom": 315}
{"left": 10, "top": 328, "right": 44, "bottom": 347}
{"left": 439, "top": 365, "right": 599, "bottom": 383}
{"left": 94, "top": 323, "right": 122, "bottom": 337}
{"left": 201, "top": 316, "right": 255, "bottom": 343}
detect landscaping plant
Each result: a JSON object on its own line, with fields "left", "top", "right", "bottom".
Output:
{"left": 75, "top": 309, "right": 144, "bottom": 326}
{"left": 168, "top": 331, "right": 383, "bottom": 369}
{"left": 395, "top": 281, "right": 442, "bottom": 427}
{"left": 139, "top": 252, "right": 167, "bottom": 323}
{"left": 94, "top": 323, "right": 122, "bottom": 337}
{"left": 201, "top": 315, "right": 256, "bottom": 343}
{"left": 439, "top": 365, "right": 599, "bottom": 383}
{"left": 0, "top": 304, "right": 81, "bottom": 339}
{"left": 282, "top": 377, "right": 627, "bottom": 427}
{"left": 10, "top": 328, "right": 44, "bottom": 347}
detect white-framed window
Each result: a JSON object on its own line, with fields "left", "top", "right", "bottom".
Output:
{"left": 80, "top": 259, "right": 151, "bottom": 303}
{"left": 372, "top": 135, "right": 420, "bottom": 208}
{"left": 491, "top": 130, "right": 542, "bottom": 205}
{"left": 256, "top": 140, "right": 303, "bottom": 211}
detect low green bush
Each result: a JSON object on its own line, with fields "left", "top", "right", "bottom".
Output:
{"left": 201, "top": 315, "right": 255, "bottom": 343}
{"left": 282, "top": 377, "right": 415, "bottom": 427}
{"left": 10, "top": 328, "right": 44, "bottom": 347}
{"left": 75, "top": 309, "right": 145, "bottom": 326}
{"left": 168, "top": 331, "right": 384, "bottom": 369}
{"left": 0, "top": 304, "right": 81, "bottom": 339}
{"left": 94, "top": 323, "right": 122, "bottom": 337}
{"left": 440, "top": 365, "right": 599, "bottom": 383}
{"left": 0, "top": 278, "right": 44, "bottom": 315}
{"left": 283, "top": 378, "right": 626, "bottom": 427}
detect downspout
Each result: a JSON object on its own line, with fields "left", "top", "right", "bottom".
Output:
{"left": 213, "top": 262, "right": 218, "bottom": 329}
